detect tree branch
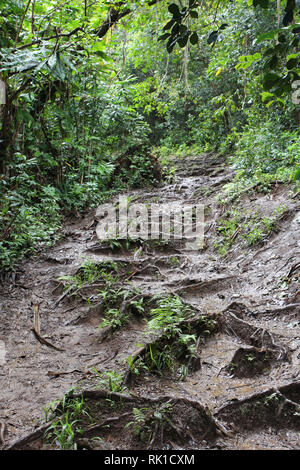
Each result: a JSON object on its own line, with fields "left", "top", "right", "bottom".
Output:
{"left": 14, "top": 0, "right": 32, "bottom": 49}
{"left": 14, "top": 1, "right": 161, "bottom": 52}
{"left": 15, "top": 27, "right": 85, "bottom": 51}
{"left": 94, "top": 1, "right": 162, "bottom": 38}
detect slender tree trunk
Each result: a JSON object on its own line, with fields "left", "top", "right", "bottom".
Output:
{"left": 0, "top": 84, "right": 12, "bottom": 174}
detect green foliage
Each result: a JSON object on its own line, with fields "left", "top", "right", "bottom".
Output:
{"left": 232, "top": 120, "right": 300, "bottom": 178}
{"left": 98, "top": 307, "right": 130, "bottom": 332}
{"left": 126, "top": 354, "right": 149, "bottom": 377}
{"left": 98, "top": 288, "right": 143, "bottom": 332}
{"left": 45, "top": 393, "right": 92, "bottom": 450}
{"left": 146, "top": 295, "right": 194, "bottom": 336}
{"left": 125, "top": 402, "right": 173, "bottom": 444}
{"left": 214, "top": 203, "right": 289, "bottom": 254}
{"left": 128, "top": 296, "right": 216, "bottom": 377}
{"left": 0, "top": 0, "right": 299, "bottom": 273}
{"left": 0, "top": 161, "right": 62, "bottom": 270}
{"left": 93, "top": 369, "right": 125, "bottom": 393}
{"left": 57, "top": 260, "right": 120, "bottom": 302}
{"left": 160, "top": 1, "right": 300, "bottom": 99}
{"left": 144, "top": 343, "right": 175, "bottom": 373}
{"left": 71, "top": 260, "right": 118, "bottom": 286}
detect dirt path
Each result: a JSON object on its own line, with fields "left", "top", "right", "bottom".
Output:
{"left": 1, "top": 153, "right": 299, "bottom": 450}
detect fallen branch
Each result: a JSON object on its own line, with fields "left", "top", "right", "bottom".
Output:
{"left": 31, "top": 329, "right": 65, "bottom": 352}
{"left": 32, "top": 302, "right": 41, "bottom": 335}
{"left": 287, "top": 262, "right": 300, "bottom": 279}
{"left": 47, "top": 369, "right": 83, "bottom": 378}
{"left": 31, "top": 302, "right": 65, "bottom": 351}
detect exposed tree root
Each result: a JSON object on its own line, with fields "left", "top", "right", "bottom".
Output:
{"left": 74, "top": 390, "right": 231, "bottom": 441}
{"left": 219, "top": 310, "right": 289, "bottom": 359}
{"left": 82, "top": 412, "right": 133, "bottom": 436}
{"left": 170, "top": 275, "right": 236, "bottom": 294}
{"left": 216, "top": 380, "right": 300, "bottom": 417}
{"left": 5, "top": 420, "right": 56, "bottom": 450}
{"left": 223, "top": 346, "right": 278, "bottom": 378}
{"left": 122, "top": 313, "right": 215, "bottom": 386}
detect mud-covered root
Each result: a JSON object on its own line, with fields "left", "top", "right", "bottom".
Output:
{"left": 122, "top": 337, "right": 202, "bottom": 387}
{"left": 219, "top": 310, "right": 289, "bottom": 361}
{"left": 215, "top": 381, "right": 300, "bottom": 433}
{"left": 224, "top": 346, "right": 278, "bottom": 378}
{"left": 7, "top": 389, "right": 231, "bottom": 450}
{"left": 51, "top": 260, "right": 131, "bottom": 308}
{"left": 121, "top": 314, "right": 218, "bottom": 387}
{"left": 5, "top": 421, "right": 56, "bottom": 450}
{"left": 56, "top": 391, "right": 226, "bottom": 450}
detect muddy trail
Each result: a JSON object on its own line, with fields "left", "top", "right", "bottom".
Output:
{"left": 1, "top": 153, "right": 299, "bottom": 450}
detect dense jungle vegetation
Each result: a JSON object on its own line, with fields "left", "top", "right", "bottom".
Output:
{"left": 0, "top": 0, "right": 299, "bottom": 271}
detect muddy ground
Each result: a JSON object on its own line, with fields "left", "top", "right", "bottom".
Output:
{"left": 0, "top": 153, "right": 299, "bottom": 450}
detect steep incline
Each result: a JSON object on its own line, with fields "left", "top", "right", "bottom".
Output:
{"left": 1, "top": 153, "right": 299, "bottom": 450}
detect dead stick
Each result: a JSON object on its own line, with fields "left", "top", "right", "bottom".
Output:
{"left": 31, "top": 329, "right": 65, "bottom": 352}
{"left": 0, "top": 421, "right": 5, "bottom": 445}
{"left": 32, "top": 303, "right": 40, "bottom": 335}
{"left": 47, "top": 369, "right": 83, "bottom": 378}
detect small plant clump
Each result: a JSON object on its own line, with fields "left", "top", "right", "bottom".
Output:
{"left": 98, "top": 289, "right": 145, "bottom": 333}
{"left": 44, "top": 392, "right": 93, "bottom": 450}
{"left": 214, "top": 204, "right": 289, "bottom": 254}
{"left": 125, "top": 296, "right": 217, "bottom": 379}
{"left": 57, "top": 259, "right": 121, "bottom": 303}
{"left": 125, "top": 402, "right": 173, "bottom": 446}
{"left": 92, "top": 369, "right": 125, "bottom": 393}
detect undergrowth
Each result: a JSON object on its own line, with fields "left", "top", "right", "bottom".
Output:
{"left": 214, "top": 203, "right": 289, "bottom": 255}
{"left": 127, "top": 296, "right": 217, "bottom": 380}
{"left": 44, "top": 392, "right": 92, "bottom": 450}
